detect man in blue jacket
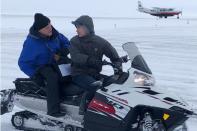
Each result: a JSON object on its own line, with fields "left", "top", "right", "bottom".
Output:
{"left": 18, "top": 13, "right": 70, "bottom": 117}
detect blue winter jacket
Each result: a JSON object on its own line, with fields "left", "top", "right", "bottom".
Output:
{"left": 18, "top": 27, "right": 70, "bottom": 77}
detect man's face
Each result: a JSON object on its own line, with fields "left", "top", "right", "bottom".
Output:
{"left": 39, "top": 23, "right": 53, "bottom": 37}
{"left": 76, "top": 25, "right": 88, "bottom": 37}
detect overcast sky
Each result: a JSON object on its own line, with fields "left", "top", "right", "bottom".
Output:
{"left": 1, "top": 0, "right": 197, "bottom": 18}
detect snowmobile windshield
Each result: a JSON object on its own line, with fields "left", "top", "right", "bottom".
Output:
{"left": 122, "top": 42, "right": 152, "bottom": 74}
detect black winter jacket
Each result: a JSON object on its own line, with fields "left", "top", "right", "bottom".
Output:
{"left": 70, "top": 34, "right": 121, "bottom": 75}
{"left": 70, "top": 15, "right": 121, "bottom": 76}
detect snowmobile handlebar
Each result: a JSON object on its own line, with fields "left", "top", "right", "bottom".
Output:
{"left": 102, "top": 60, "right": 114, "bottom": 66}
{"left": 102, "top": 55, "right": 129, "bottom": 67}
{"left": 102, "top": 56, "right": 129, "bottom": 75}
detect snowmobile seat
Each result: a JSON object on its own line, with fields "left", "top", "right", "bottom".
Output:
{"left": 14, "top": 78, "right": 84, "bottom": 98}
{"left": 14, "top": 78, "right": 46, "bottom": 97}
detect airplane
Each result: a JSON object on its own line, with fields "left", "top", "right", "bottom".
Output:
{"left": 138, "top": 1, "right": 182, "bottom": 19}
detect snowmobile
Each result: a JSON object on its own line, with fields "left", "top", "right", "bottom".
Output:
{"left": 1, "top": 42, "right": 196, "bottom": 131}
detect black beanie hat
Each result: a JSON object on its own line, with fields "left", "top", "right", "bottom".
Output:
{"left": 33, "top": 13, "right": 50, "bottom": 31}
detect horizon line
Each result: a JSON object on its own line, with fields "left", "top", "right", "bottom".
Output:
{"left": 1, "top": 13, "right": 197, "bottom": 20}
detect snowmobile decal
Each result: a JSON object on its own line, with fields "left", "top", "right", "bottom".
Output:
{"left": 102, "top": 92, "right": 129, "bottom": 105}
{"left": 88, "top": 98, "right": 116, "bottom": 115}
{"left": 136, "top": 89, "right": 187, "bottom": 107}
{"left": 143, "top": 89, "right": 160, "bottom": 95}
{"left": 149, "top": 95, "right": 173, "bottom": 105}
{"left": 88, "top": 98, "right": 130, "bottom": 120}
{"left": 136, "top": 90, "right": 174, "bottom": 105}
{"left": 89, "top": 107, "right": 123, "bottom": 120}
{"left": 112, "top": 89, "right": 121, "bottom": 93}
{"left": 117, "top": 92, "right": 130, "bottom": 95}
{"left": 106, "top": 97, "right": 130, "bottom": 119}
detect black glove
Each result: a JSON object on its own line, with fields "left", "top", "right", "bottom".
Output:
{"left": 56, "top": 48, "right": 69, "bottom": 56}
{"left": 55, "top": 48, "right": 71, "bottom": 64}
{"left": 113, "top": 62, "right": 123, "bottom": 75}
{"left": 87, "top": 57, "right": 103, "bottom": 69}
{"left": 120, "top": 55, "right": 128, "bottom": 63}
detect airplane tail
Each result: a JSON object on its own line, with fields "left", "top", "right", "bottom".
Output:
{"left": 138, "top": 1, "right": 143, "bottom": 10}
{"left": 137, "top": 1, "right": 150, "bottom": 14}
{"left": 138, "top": 1, "right": 145, "bottom": 12}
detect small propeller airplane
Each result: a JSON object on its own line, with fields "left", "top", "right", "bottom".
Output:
{"left": 138, "top": 1, "right": 182, "bottom": 19}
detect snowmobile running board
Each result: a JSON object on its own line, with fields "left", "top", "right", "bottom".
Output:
{"left": 16, "top": 104, "right": 83, "bottom": 128}
{"left": 1, "top": 89, "right": 83, "bottom": 128}
{"left": 39, "top": 113, "right": 83, "bottom": 128}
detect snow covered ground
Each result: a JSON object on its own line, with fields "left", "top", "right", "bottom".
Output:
{"left": 1, "top": 15, "right": 197, "bottom": 130}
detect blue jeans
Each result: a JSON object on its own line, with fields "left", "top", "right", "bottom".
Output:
{"left": 72, "top": 74, "right": 112, "bottom": 99}
{"left": 72, "top": 74, "right": 98, "bottom": 93}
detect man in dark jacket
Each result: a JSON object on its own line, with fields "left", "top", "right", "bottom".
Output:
{"left": 18, "top": 13, "right": 70, "bottom": 117}
{"left": 70, "top": 15, "right": 122, "bottom": 114}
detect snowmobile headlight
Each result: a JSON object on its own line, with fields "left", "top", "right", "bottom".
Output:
{"left": 133, "top": 71, "right": 155, "bottom": 86}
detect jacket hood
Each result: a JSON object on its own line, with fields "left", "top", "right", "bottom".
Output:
{"left": 72, "top": 15, "right": 95, "bottom": 34}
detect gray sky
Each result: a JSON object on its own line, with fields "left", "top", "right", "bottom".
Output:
{"left": 1, "top": 0, "right": 197, "bottom": 18}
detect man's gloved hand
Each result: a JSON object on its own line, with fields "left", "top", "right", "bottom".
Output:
{"left": 54, "top": 54, "right": 61, "bottom": 62}
{"left": 113, "top": 62, "right": 123, "bottom": 75}
{"left": 56, "top": 48, "right": 69, "bottom": 56}
{"left": 87, "top": 57, "right": 103, "bottom": 69}
{"left": 55, "top": 48, "right": 71, "bottom": 64}
{"left": 120, "top": 55, "right": 128, "bottom": 63}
